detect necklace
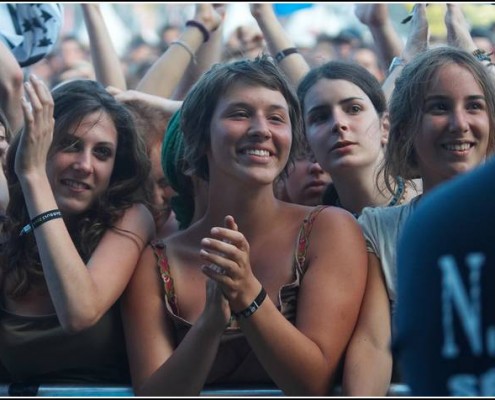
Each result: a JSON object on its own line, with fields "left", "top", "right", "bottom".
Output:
{"left": 333, "top": 176, "right": 407, "bottom": 218}
{"left": 387, "top": 176, "right": 407, "bottom": 207}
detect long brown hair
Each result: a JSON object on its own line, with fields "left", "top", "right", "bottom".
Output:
{"left": 0, "top": 79, "right": 152, "bottom": 298}
{"left": 383, "top": 46, "right": 495, "bottom": 194}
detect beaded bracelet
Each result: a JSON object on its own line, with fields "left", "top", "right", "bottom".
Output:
{"left": 19, "top": 209, "right": 62, "bottom": 237}
{"left": 186, "top": 20, "right": 210, "bottom": 43}
{"left": 170, "top": 40, "right": 197, "bottom": 64}
{"left": 231, "top": 287, "right": 267, "bottom": 320}
{"left": 472, "top": 48, "right": 492, "bottom": 63}
{"left": 274, "top": 47, "right": 299, "bottom": 63}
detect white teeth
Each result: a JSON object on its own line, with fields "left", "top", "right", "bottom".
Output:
{"left": 443, "top": 143, "right": 471, "bottom": 151}
{"left": 245, "top": 149, "right": 270, "bottom": 157}
{"left": 63, "top": 179, "right": 88, "bottom": 189}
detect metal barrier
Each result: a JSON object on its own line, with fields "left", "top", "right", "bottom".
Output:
{"left": 0, "top": 384, "right": 280, "bottom": 397}
{"left": 0, "top": 383, "right": 411, "bottom": 396}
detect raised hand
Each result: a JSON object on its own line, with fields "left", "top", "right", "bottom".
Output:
{"left": 194, "top": 3, "right": 223, "bottom": 33}
{"left": 402, "top": 4, "right": 429, "bottom": 62}
{"left": 354, "top": 3, "right": 390, "bottom": 28}
{"left": 445, "top": 3, "right": 477, "bottom": 52}
{"left": 106, "top": 86, "right": 182, "bottom": 117}
{"left": 15, "top": 75, "right": 55, "bottom": 178}
{"left": 250, "top": 3, "right": 275, "bottom": 20}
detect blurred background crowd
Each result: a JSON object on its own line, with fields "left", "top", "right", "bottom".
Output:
{"left": 14, "top": 3, "right": 495, "bottom": 90}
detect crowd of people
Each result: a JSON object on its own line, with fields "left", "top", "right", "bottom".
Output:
{"left": 0, "top": 2, "right": 494, "bottom": 397}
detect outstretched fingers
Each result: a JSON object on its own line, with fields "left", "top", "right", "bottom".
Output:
{"left": 22, "top": 75, "right": 54, "bottom": 137}
{"left": 402, "top": 4, "right": 429, "bottom": 62}
{"left": 445, "top": 4, "right": 477, "bottom": 52}
{"left": 16, "top": 75, "right": 55, "bottom": 176}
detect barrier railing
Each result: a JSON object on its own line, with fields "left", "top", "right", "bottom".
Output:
{"left": 0, "top": 383, "right": 411, "bottom": 396}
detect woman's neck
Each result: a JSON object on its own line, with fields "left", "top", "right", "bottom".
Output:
{"left": 202, "top": 182, "right": 280, "bottom": 236}
{"left": 331, "top": 167, "right": 393, "bottom": 215}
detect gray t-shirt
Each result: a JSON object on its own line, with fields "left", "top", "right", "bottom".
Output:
{"left": 358, "top": 200, "right": 418, "bottom": 307}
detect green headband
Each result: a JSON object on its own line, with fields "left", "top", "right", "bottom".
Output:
{"left": 161, "top": 109, "right": 194, "bottom": 229}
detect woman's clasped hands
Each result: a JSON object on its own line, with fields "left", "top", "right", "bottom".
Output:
{"left": 200, "top": 215, "right": 263, "bottom": 325}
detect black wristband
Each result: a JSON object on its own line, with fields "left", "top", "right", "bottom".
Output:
{"left": 186, "top": 20, "right": 210, "bottom": 43}
{"left": 275, "top": 47, "right": 298, "bottom": 63}
{"left": 19, "top": 209, "right": 62, "bottom": 237}
{"left": 232, "top": 287, "right": 267, "bottom": 319}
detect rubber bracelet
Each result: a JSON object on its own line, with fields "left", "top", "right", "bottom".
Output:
{"left": 186, "top": 20, "right": 210, "bottom": 43}
{"left": 274, "top": 47, "right": 298, "bottom": 63}
{"left": 170, "top": 40, "right": 197, "bottom": 64}
{"left": 19, "top": 209, "right": 62, "bottom": 237}
{"left": 232, "top": 287, "right": 267, "bottom": 319}
{"left": 388, "top": 56, "right": 406, "bottom": 74}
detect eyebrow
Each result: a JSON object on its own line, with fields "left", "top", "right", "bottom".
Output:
{"left": 307, "top": 96, "right": 366, "bottom": 113}
{"left": 226, "top": 101, "right": 289, "bottom": 112}
{"left": 338, "top": 96, "right": 366, "bottom": 105}
{"left": 425, "top": 94, "right": 486, "bottom": 101}
{"left": 64, "top": 133, "right": 116, "bottom": 148}
{"left": 95, "top": 140, "right": 116, "bottom": 146}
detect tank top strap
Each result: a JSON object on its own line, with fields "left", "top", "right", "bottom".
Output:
{"left": 150, "top": 239, "right": 179, "bottom": 315}
{"left": 295, "top": 205, "right": 328, "bottom": 274}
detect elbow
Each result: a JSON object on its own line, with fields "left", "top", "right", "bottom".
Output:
{"left": 287, "top": 382, "right": 334, "bottom": 397}
{"left": 11, "top": 68, "right": 24, "bottom": 92}
{"left": 0, "top": 67, "right": 24, "bottom": 134}
{"left": 1, "top": 67, "right": 24, "bottom": 99}
{"left": 284, "top": 370, "right": 336, "bottom": 396}
{"left": 58, "top": 310, "right": 101, "bottom": 334}
{"left": 304, "top": 384, "right": 334, "bottom": 397}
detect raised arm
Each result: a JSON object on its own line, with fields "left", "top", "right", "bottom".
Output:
{"left": 354, "top": 4, "right": 403, "bottom": 71}
{"left": 172, "top": 4, "right": 226, "bottom": 100}
{"left": 136, "top": 3, "right": 222, "bottom": 98}
{"left": 15, "top": 75, "right": 154, "bottom": 332}
{"left": 444, "top": 3, "right": 495, "bottom": 79}
{"left": 381, "top": 3, "right": 429, "bottom": 101}
{"left": 106, "top": 86, "right": 182, "bottom": 144}
{"left": 444, "top": 3, "right": 477, "bottom": 52}
{"left": 81, "top": 3, "right": 127, "bottom": 89}
{"left": 0, "top": 40, "right": 24, "bottom": 135}
{"left": 250, "top": 3, "right": 310, "bottom": 87}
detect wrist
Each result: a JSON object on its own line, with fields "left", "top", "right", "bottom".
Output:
{"left": 197, "top": 311, "right": 228, "bottom": 336}
{"left": 231, "top": 285, "right": 267, "bottom": 320}
{"left": 367, "top": 19, "right": 392, "bottom": 30}
{"left": 253, "top": 10, "right": 277, "bottom": 25}
{"left": 388, "top": 56, "right": 406, "bottom": 74}
{"left": 274, "top": 47, "right": 299, "bottom": 64}
{"left": 189, "top": 16, "right": 221, "bottom": 41}
{"left": 19, "top": 209, "right": 62, "bottom": 237}
{"left": 18, "top": 170, "right": 49, "bottom": 187}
